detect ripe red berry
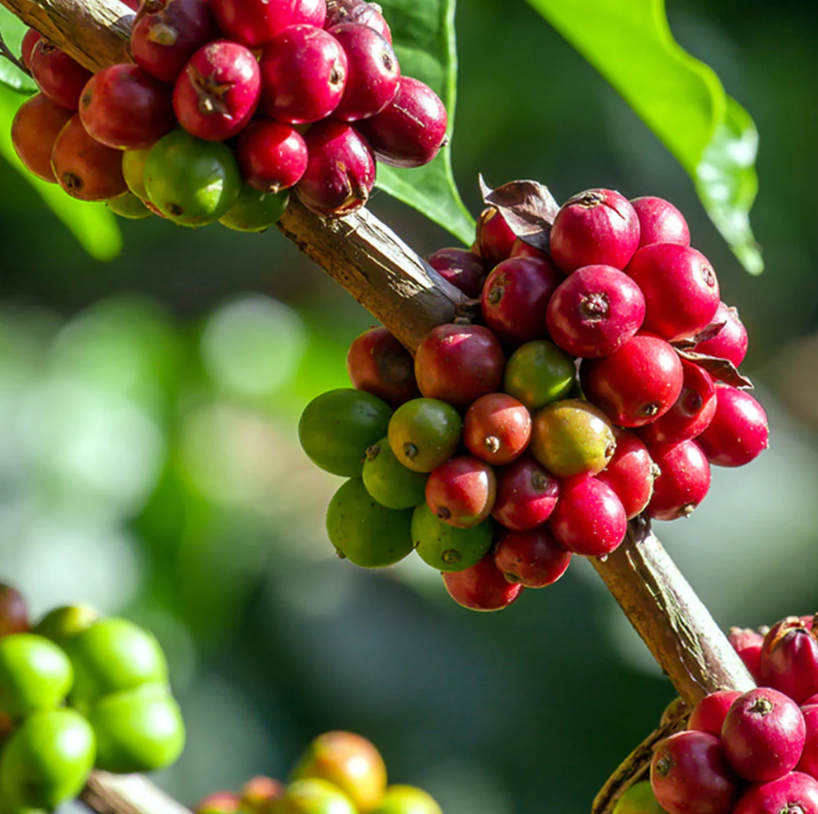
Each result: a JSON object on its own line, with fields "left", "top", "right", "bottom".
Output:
{"left": 464, "top": 394, "right": 532, "bottom": 466}
{"left": 492, "top": 455, "right": 560, "bottom": 531}
{"left": 443, "top": 553, "right": 524, "bottom": 612}
{"left": 550, "top": 189, "right": 640, "bottom": 273}
{"left": 358, "top": 77, "right": 447, "bottom": 169}
{"left": 347, "top": 326, "right": 420, "bottom": 408}
{"left": 131, "top": 0, "right": 218, "bottom": 85}
{"left": 733, "top": 772, "right": 818, "bottom": 814}
{"left": 11, "top": 94, "right": 73, "bottom": 183}
{"left": 414, "top": 324, "right": 505, "bottom": 411}
{"left": 546, "top": 264, "right": 646, "bottom": 358}
{"left": 293, "top": 0, "right": 327, "bottom": 25}
{"left": 325, "top": 0, "right": 392, "bottom": 43}
{"left": 211, "top": 0, "right": 295, "bottom": 48}
{"left": 476, "top": 207, "right": 516, "bottom": 267}
{"left": 646, "top": 440, "right": 711, "bottom": 521}
{"left": 261, "top": 26, "right": 348, "bottom": 124}
{"left": 688, "top": 691, "right": 743, "bottom": 738}
{"left": 510, "top": 238, "right": 548, "bottom": 262}
{"left": 0, "top": 585, "right": 30, "bottom": 639}
{"left": 631, "top": 196, "right": 690, "bottom": 248}
{"left": 581, "top": 334, "right": 684, "bottom": 427}
{"left": 722, "top": 688, "right": 806, "bottom": 782}
{"left": 729, "top": 627, "right": 764, "bottom": 684}
{"left": 493, "top": 526, "right": 571, "bottom": 588}
{"left": 237, "top": 120, "right": 308, "bottom": 193}
{"left": 29, "top": 41, "right": 92, "bottom": 111}
{"left": 799, "top": 705, "right": 818, "bottom": 782}
{"left": 426, "top": 248, "right": 486, "bottom": 298}
{"left": 296, "top": 121, "right": 375, "bottom": 216}
{"left": 694, "top": 302, "right": 749, "bottom": 368}
{"left": 596, "top": 429, "right": 655, "bottom": 520}
{"left": 549, "top": 477, "right": 627, "bottom": 557}
{"left": 697, "top": 385, "right": 769, "bottom": 467}
{"left": 481, "top": 256, "right": 562, "bottom": 345}
{"left": 425, "top": 456, "right": 496, "bottom": 528}
{"left": 21, "top": 29, "right": 41, "bottom": 70}
{"left": 759, "top": 618, "right": 818, "bottom": 705}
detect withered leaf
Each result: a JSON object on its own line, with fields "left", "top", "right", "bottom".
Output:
{"left": 673, "top": 320, "right": 728, "bottom": 350}
{"left": 675, "top": 349, "right": 753, "bottom": 389}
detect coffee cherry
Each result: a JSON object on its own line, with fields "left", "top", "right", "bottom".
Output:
{"left": 0, "top": 586, "right": 29, "bottom": 639}
{"left": 219, "top": 185, "right": 289, "bottom": 232}
{"left": 327, "top": 479, "right": 413, "bottom": 567}
{"left": 362, "top": 438, "right": 427, "bottom": 509}
{"left": 292, "top": 731, "right": 386, "bottom": 812}
{"left": 425, "top": 456, "right": 496, "bottom": 528}
{"left": 443, "top": 552, "right": 524, "bottom": 612}
{"left": 21, "top": 28, "right": 41, "bottom": 70}
{"left": 546, "top": 264, "right": 646, "bottom": 358}
{"left": 481, "top": 256, "right": 562, "bottom": 345}
{"left": 237, "top": 120, "right": 309, "bottom": 193}
{"left": 550, "top": 189, "right": 640, "bottom": 273}
{"left": 411, "top": 503, "right": 494, "bottom": 571}
{"left": 549, "top": 478, "right": 627, "bottom": 557}
{"left": 694, "top": 303, "right": 748, "bottom": 368}
{"left": 581, "top": 334, "right": 684, "bottom": 427}
{"left": 722, "top": 688, "right": 806, "bottom": 782}
{"left": 597, "top": 429, "right": 655, "bottom": 520}
{"left": 492, "top": 454, "right": 560, "bottom": 531}
{"left": 639, "top": 362, "right": 716, "bottom": 446}
{"left": 733, "top": 772, "right": 818, "bottom": 814}
{"left": 647, "top": 440, "right": 711, "bottom": 521}
{"left": 614, "top": 782, "right": 668, "bottom": 814}
{"left": 79, "top": 64, "right": 176, "bottom": 150}
{"left": 464, "top": 393, "right": 531, "bottom": 466}
{"left": 427, "top": 248, "right": 486, "bottom": 298}
{"left": 630, "top": 196, "right": 690, "bottom": 248}
{"left": 261, "top": 26, "right": 348, "bottom": 124}
{"left": 729, "top": 627, "right": 764, "bottom": 683}
{"left": 29, "top": 41, "right": 92, "bottom": 111}
{"left": 297, "top": 121, "right": 375, "bottom": 216}
{"left": 34, "top": 604, "right": 99, "bottom": 649}
{"left": 799, "top": 705, "right": 818, "bottom": 781}
{"left": 531, "top": 399, "right": 616, "bottom": 478}
{"left": 347, "top": 327, "right": 420, "bottom": 408}
{"left": 370, "top": 786, "right": 442, "bottom": 814}
{"left": 697, "top": 385, "right": 769, "bottom": 467}
{"left": 173, "top": 41, "right": 261, "bottom": 141}
{"left": 387, "top": 398, "right": 462, "bottom": 473}
{"left": 358, "top": 77, "right": 447, "bottom": 168}
{"left": 503, "top": 340, "right": 575, "bottom": 411}
{"left": 11, "top": 94, "right": 73, "bottom": 183}
{"left": 650, "top": 730, "right": 740, "bottom": 814}
{"left": 51, "top": 115, "right": 128, "bottom": 201}
{"left": 415, "top": 324, "right": 505, "bottom": 411}
{"left": 759, "top": 618, "right": 818, "bottom": 705}
{"left": 476, "top": 207, "right": 516, "bottom": 267}
{"left": 293, "top": 0, "right": 327, "bottom": 26}
{"left": 688, "top": 691, "right": 743, "bottom": 738}
{"left": 196, "top": 791, "right": 243, "bottom": 814}
{"left": 241, "top": 776, "right": 286, "bottom": 813}
{"left": 131, "top": 0, "right": 218, "bottom": 85}
{"left": 211, "top": 0, "right": 295, "bottom": 48}
{"left": 109, "top": 192, "right": 154, "bottom": 220}
{"left": 493, "top": 526, "right": 571, "bottom": 588}
{"left": 510, "top": 238, "right": 548, "bottom": 262}
{"left": 278, "top": 778, "right": 357, "bottom": 814}
{"left": 122, "top": 147, "right": 151, "bottom": 200}
{"left": 326, "top": 0, "right": 392, "bottom": 42}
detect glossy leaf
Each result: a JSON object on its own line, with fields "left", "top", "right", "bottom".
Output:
{"left": 0, "top": 6, "right": 37, "bottom": 94}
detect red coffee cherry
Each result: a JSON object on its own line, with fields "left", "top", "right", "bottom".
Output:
{"left": 688, "top": 691, "right": 743, "bottom": 738}
{"left": 211, "top": 0, "right": 295, "bottom": 48}
{"left": 510, "top": 238, "right": 548, "bottom": 262}
{"left": 734, "top": 772, "right": 818, "bottom": 814}
{"left": 696, "top": 385, "right": 769, "bottom": 467}
{"left": 0, "top": 585, "right": 30, "bottom": 639}
{"left": 581, "top": 334, "right": 684, "bottom": 427}
{"left": 464, "top": 393, "right": 531, "bottom": 466}
{"left": 694, "top": 302, "right": 749, "bottom": 368}
{"left": 626, "top": 244, "right": 720, "bottom": 342}
{"left": 481, "top": 256, "right": 562, "bottom": 345}
{"left": 414, "top": 324, "right": 505, "bottom": 411}
{"left": 729, "top": 627, "right": 764, "bottom": 684}
{"left": 237, "top": 120, "right": 308, "bottom": 193}
{"left": 296, "top": 121, "right": 375, "bottom": 216}
{"left": 11, "top": 94, "right": 73, "bottom": 183}
{"left": 492, "top": 455, "right": 560, "bottom": 531}
{"left": 722, "top": 688, "right": 806, "bottom": 782}
{"left": 425, "top": 456, "right": 496, "bottom": 528}
{"left": 546, "top": 264, "right": 646, "bottom": 358}
{"left": 646, "top": 440, "right": 711, "bottom": 521}
{"left": 549, "top": 189, "right": 640, "bottom": 273}
{"left": 426, "top": 248, "right": 486, "bottom": 299}
{"left": 759, "top": 618, "right": 818, "bottom": 705}
{"left": 596, "top": 429, "right": 655, "bottom": 520}
{"left": 261, "top": 26, "right": 348, "bottom": 124}
{"left": 443, "top": 552, "right": 524, "bottom": 612}
{"left": 493, "top": 526, "right": 571, "bottom": 588}
{"left": 21, "top": 29, "right": 41, "bottom": 69}
{"left": 325, "top": 0, "right": 392, "bottom": 43}
{"left": 358, "top": 77, "right": 447, "bottom": 168}
{"left": 549, "top": 478, "right": 627, "bottom": 557}
{"left": 292, "top": 0, "right": 327, "bottom": 26}
{"left": 476, "top": 207, "right": 516, "bottom": 267}
{"left": 131, "top": 0, "right": 218, "bottom": 85}
{"left": 347, "top": 326, "right": 420, "bottom": 408}
{"left": 799, "top": 705, "right": 818, "bottom": 780}
{"left": 650, "top": 731, "right": 740, "bottom": 814}
{"left": 29, "top": 41, "right": 93, "bottom": 111}
{"left": 630, "top": 195, "right": 690, "bottom": 248}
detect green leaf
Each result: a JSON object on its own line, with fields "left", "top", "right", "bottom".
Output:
{"left": 374, "top": 0, "right": 475, "bottom": 246}
{"left": 0, "top": 86, "right": 122, "bottom": 261}
{"left": 524, "top": 0, "right": 763, "bottom": 273}
{"left": 0, "top": 6, "right": 36, "bottom": 94}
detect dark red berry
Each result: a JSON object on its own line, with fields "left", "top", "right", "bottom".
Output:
{"left": 347, "top": 326, "right": 420, "bottom": 408}
{"left": 414, "top": 324, "right": 505, "bottom": 411}
{"left": 464, "top": 394, "right": 531, "bottom": 466}
{"left": 21, "top": 29, "right": 41, "bottom": 70}
{"left": 650, "top": 731, "right": 740, "bottom": 814}
{"left": 493, "top": 526, "right": 571, "bottom": 588}
{"left": 481, "top": 256, "right": 562, "bottom": 345}
{"left": 211, "top": 0, "right": 295, "bottom": 48}
{"left": 29, "top": 41, "right": 92, "bottom": 111}
{"left": 358, "top": 77, "right": 447, "bottom": 168}
{"left": 550, "top": 189, "right": 640, "bottom": 273}
{"left": 131, "top": 0, "right": 218, "bottom": 85}
{"left": 759, "top": 618, "right": 818, "bottom": 705}
{"left": 694, "top": 302, "right": 749, "bottom": 368}
{"left": 646, "top": 440, "right": 711, "bottom": 521}
{"left": 325, "top": 0, "right": 392, "bottom": 43}
{"left": 689, "top": 691, "right": 743, "bottom": 738}
{"left": 296, "top": 121, "right": 375, "bottom": 216}
{"left": 11, "top": 94, "right": 73, "bottom": 183}
{"left": 510, "top": 238, "right": 548, "bottom": 262}
{"left": 426, "top": 248, "right": 486, "bottom": 298}
{"left": 443, "top": 552, "right": 524, "bottom": 612}
{"left": 237, "top": 120, "right": 308, "bottom": 193}
{"left": 0, "top": 585, "right": 30, "bottom": 638}
{"left": 549, "top": 477, "right": 627, "bottom": 557}
{"left": 722, "top": 688, "right": 806, "bottom": 782}
{"left": 492, "top": 455, "right": 559, "bottom": 531}
{"left": 293, "top": 0, "right": 327, "bottom": 26}
{"left": 631, "top": 195, "right": 690, "bottom": 248}
{"left": 581, "top": 334, "right": 684, "bottom": 427}
{"left": 730, "top": 627, "right": 765, "bottom": 684}
{"left": 800, "top": 705, "right": 818, "bottom": 781}
{"left": 546, "top": 264, "right": 646, "bottom": 358}
{"left": 261, "top": 26, "right": 348, "bottom": 124}
{"left": 425, "top": 456, "right": 496, "bottom": 528}
{"left": 476, "top": 207, "right": 516, "bottom": 267}
{"left": 697, "top": 385, "right": 769, "bottom": 467}
{"left": 596, "top": 428, "right": 655, "bottom": 520}
{"left": 734, "top": 772, "right": 818, "bottom": 814}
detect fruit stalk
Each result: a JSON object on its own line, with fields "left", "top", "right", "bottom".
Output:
{"left": 81, "top": 772, "right": 192, "bottom": 814}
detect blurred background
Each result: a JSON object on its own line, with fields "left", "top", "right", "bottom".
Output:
{"left": 1, "top": 1, "right": 817, "bottom": 812}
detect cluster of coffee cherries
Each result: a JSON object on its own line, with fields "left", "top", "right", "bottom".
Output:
{"left": 0, "top": 584, "right": 184, "bottom": 812}
{"left": 11, "top": 0, "right": 447, "bottom": 231}
{"left": 196, "top": 731, "right": 441, "bottom": 814}
{"left": 299, "top": 187, "right": 769, "bottom": 612}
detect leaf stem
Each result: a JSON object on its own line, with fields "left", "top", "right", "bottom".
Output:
{"left": 0, "top": 25, "right": 30, "bottom": 75}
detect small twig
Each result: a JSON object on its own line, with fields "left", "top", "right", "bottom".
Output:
{"left": 0, "top": 26, "right": 30, "bottom": 75}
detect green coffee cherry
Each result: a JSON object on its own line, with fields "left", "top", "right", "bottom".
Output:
{"left": 34, "top": 604, "right": 100, "bottom": 649}
{"left": 504, "top": 340, "right": 575, "bottom": 410}
{"left": 276, "top": 778, "right": 357, "bottom": 814}
{"left": 107, "top": 192, "right": 153, "bottom": 220}
{"left": 613, "top": 781, "right": 667, "bottom": 814}
{"left": 219, "top": 186, "right": 289, "bottom": 232}
{"left": 371, "top": 786, "right": 442, "bottom": 814}
{"left": 411, "top": 504, "right": 494, "bottom": 572}
{"left": 362, "top": 438, "right": 428, "bottom": 509}
{"left": 387, "top": 399, "right": 462, "bottom": 474}
{"left": 122, "top": 148, "right": 151, "bottom": 200}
